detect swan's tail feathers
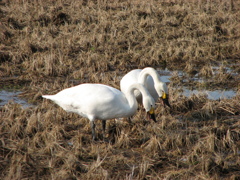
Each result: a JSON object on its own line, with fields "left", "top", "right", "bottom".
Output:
{"left": 42, "top": 95, "right": 56, "bottom": 101}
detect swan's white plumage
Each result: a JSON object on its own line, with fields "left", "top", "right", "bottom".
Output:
{"left": 42, "top": 83, "right": 156, "bottom": 140}
{"left": 43, "top": 84, "right": 130, "bottom": 120}
{"left": 120, "top": 67, "right": 169, "bottom": 104}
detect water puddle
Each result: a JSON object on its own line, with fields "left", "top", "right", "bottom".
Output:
{"left": 182, "top": 88, "right": 236, "bottom": 100}
{"left": 157, "top": 68, "right": 237, "bottom": 100}
{"left": 0, "top": 90, "right": 31, "bottom": 108}
{"left": 157, "top": 68, "right": 172, "bottom": 83}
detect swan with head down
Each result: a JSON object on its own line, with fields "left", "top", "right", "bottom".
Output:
{"left": 120, "top": 67, "right": 171, "bottom": 108}
{"left": 42, "top": 83, "right": 156, "bottom": 141}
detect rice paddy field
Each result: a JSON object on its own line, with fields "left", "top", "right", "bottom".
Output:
{"left": 0, "top": 0, "right": 240, "bottom": 179}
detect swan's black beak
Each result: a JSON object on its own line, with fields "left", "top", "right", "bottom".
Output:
{"left": 147, "top": 107, "right": 156, "bottom": 122}
{"left": 161, "top": 92, "right": 171, "bottom": 108}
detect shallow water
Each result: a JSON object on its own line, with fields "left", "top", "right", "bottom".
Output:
{"left": 0, "top": 90, "right": 31, "bottom": 108}
{"left": 182, "top": 88, "right": 237, "bottom": 100}
{"left": 157, "top": 68, "right": 237, "bottom": 100}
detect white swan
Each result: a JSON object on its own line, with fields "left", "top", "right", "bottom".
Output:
{"left": 120, "top": 67, "right": 171, "bottom": 108}
{"left": 42, "top": 83, "right": 156, "bottom": 140}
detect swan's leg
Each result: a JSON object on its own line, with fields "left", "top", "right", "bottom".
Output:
{"left": 127, "top": 117, "right": 132, "bottom": 124}
{"left": 102, "top": 120, "right": 106, "bottom": 140}
{"left": 90, "top": 120, "right": 96, "bottom": 141}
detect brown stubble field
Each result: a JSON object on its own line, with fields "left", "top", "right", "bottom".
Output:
{"left": 0, "top": 0, "right": 240, "bottom": 179}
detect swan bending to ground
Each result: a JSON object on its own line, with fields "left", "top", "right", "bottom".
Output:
{"left": 42, "top": 83, "right": 156, "bottom": 140}
{"left": 120, "top": 67, "right": 171, "bottom": 108}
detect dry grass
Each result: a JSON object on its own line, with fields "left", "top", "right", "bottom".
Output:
{"left": 1, "top": 0, "right": 240, "bottom": 179}
{"left": 2, "top": 94, "right": 239, "bottom": 179}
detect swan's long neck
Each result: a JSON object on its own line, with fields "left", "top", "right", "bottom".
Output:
{"left": 139, "top": 67, "right": 162, "bottom": 85}
{"left": 124, "top": 83, "right": 150, "bottom": 114}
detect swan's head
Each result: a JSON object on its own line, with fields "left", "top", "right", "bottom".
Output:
{"left": 155, "top": 82, "right": 171, "bottom": 108}
{"left": 143, "top": 96, "right": 156, "bottom": 122}
{"left": 147, "top": 106, "right": 156, "bottom": 122}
